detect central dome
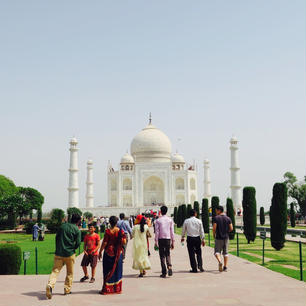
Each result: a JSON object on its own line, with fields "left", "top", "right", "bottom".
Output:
{"left": 131, "top": 123, "right": 172, "bottom": 162}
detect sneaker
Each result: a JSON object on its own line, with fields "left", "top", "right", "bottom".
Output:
{"left": 223, "top": 266, "right": 228, "bottom": 272}
{"left": 46, "top": 285, "right": 52, "bottom": 299}
{"left": 168, "top": 269, "right": 173, "bottom": 276}
{"left": 80, "top": 275, "right": 89, "bottom": 282}
{"left": 160, "top": 274, "right": 167, "bottom": 278}
{"left": 89, "top": 277, "right": 95, "bottom": 283}
{"left": 218, "top": 263, "right": 223, "bottom": 272}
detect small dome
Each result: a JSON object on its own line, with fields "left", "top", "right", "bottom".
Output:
{"left": 230, "top": 136, "right": 238, "bottom": 144}
{"left": 204, "top": 159, "right": 210, "bottom": 164}
{"left": 70, "top": 137, "right": 78, "bottom": 145}
{"left": 131, "top": 123, "right": 172, "bottom": 162}
{"left": 87, "top": 159, "right": 93, "bottom": 165}
{"left": 120, "top": 153, "right": 134, "bottom": 164}
{"left": 172, "top": 153, "right": 185, "bottom": 163}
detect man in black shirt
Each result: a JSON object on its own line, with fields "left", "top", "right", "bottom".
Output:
{"left": 213, "top": 206, "right": 233, "bottom": 272}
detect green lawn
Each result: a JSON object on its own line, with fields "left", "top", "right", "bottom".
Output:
{"left": 176, "top": 227, "right": 306, "bottom": 282}
{"left": 0, "top": 232, "right": 103, "bottom": 275}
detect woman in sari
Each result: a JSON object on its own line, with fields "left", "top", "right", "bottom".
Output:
{"left": 132, "top": 215, "right": 151, "bottom": 277}
{"left": 98, "top": 216, "right": 126, "bottom": 295}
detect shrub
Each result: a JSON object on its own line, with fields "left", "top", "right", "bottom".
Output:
{"left": 226, "top": 198, "right": 235, "bottom": 240}
{"left": 290, "top": 203, "right": 295, "bottom": 228}
{"left": 193, "top": 201, "right": 200, "bottom": 218}
{"left": 24, "top": 221, "right": 35, "bottom": 234}
{"left": 181, "top": 204, "right": 187, "bottom": 223}
{"left": 177, "top": 205, "right": 183, "bottom": 227}
{"left": 37, "top": 206, "right": 42, "bottom": 225}
{"left": 81, "top": 230, "right": 88, "bottom": 242}
{"left": 186, "top": 204, "right": 192, "bottom": 218}
{"left": 260, "top": 207, "right": 265, "bottom": 225}
{"left": 83, "top": 211, "right": 93, "bottom": 220}
{"left": 0, "top": 244, "right": 21, "bottom": 274}
{"left": 270, "top": 183, "right": 287, "bottom": 250}
{"left": 211, "top": 196, "right": 219, "bottom": 224}
{"left": 47, "top": 208, "right": 65, "bottom": 233}
{"left": 201, "top": 198, "right": 209, "bottom": 233}
{"left": 67, "top": 207, "right": 82, "bottom": 222}
{"left": 242, "top": 187, "right": 257, "bottom": 243}
{"left": 100, "top": 224, "right": 106, "bottom": 233}
{"left": 173, "top": 207, "right": 178, "bottom": 224}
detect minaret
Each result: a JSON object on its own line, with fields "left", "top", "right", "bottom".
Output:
{"left": 230, "top": 136, "right": 242, "bottom": 211}
{"left": 86, "top": 159, "right": 94, "bottom": 208}
{"left": 203, "top": 159, "right": 212, "bottom": 206}
{"left": 68, "top": 137, "right": 79, "bottom": 208}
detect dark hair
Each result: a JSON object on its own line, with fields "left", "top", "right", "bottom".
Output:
{"left": 71, "top": 214, "right": 81, "bottom": 224}
{"left": 160, "top": 206, "right": 168, "bottom": 215}
{"left": 190, "top": 209, "right": 196, "bottom": 217}
{"left": 88, "top": 223, "right": 96, "bottom": 228}
{"left": 119, "top": 213, "right": 125, "bottom": 220}
{"left": 216, "top": 205, "right": 224, "bottom": 212}
{"left": 140, "top": 217, "right": 146, "bottom": 233}
{"left": 109, "top": 216, "right": 118, "bottom": 227}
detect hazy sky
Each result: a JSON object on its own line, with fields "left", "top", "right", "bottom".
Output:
{"left": 0, "top": 1, "right": 305, "bottom": 212}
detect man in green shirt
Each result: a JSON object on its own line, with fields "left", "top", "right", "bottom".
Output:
{"left": 46, "top": 214, "right": 81, "bottom": 299}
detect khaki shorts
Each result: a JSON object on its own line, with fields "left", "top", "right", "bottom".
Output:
{"left": 214, "top": 238, "right": 229, "bottom": 256}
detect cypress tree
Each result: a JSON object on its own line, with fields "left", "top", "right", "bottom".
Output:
{"left": 194, "top": 201, "right": 200, "bottom": 218}
{"left": 290, "top": 203, "right": 295, "bottom": 228}
{"left": 187, "top": 204, "right": 192, "bottom": 218}
{"left": 202, "top": 198, "right": 209, "bottom": 233}
{"left": 37, "top": 205, "right": 42, "bottom": 225}
{"left": 173, "top": 206, "right": 178, "bottom": 224}
{"left": 270, "top": 183, "right": 287, "bottom": 250}
{"left": 211, "top": 196, "right": 219, "bottom": 224}
{"left": 226, "top": 198, "right": 235, "bottom": 240}
{"left": 259, "top": 207, "right": 265, "bottom": 225}
{"left": 177, "top": 205, "right": 183, "bottom": 227}
{"left": 242, "top": 187, "right": 257, "bottom": 243}
{"left": 182, "top": 204, "right": 187, "bottom": 223}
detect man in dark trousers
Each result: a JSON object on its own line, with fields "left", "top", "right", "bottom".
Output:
{"left": 181, "top": 209, "right": 205, "bottom": 273}
{"left": 46, "top": 214, "right": 81, "bottom": 299}
{"left": 213, "top": 205, "right": 233, "bottom": 272}
{"left": 154, "top": 205, "right": 175, "bottom": 278}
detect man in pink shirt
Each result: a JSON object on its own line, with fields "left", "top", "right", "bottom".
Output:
{"left": 154, "top": 205, "right": 175, "bottom": 278}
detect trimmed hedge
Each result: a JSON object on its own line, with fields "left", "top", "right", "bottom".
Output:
{"left": 24, "top": 221, "right": 35, "bottom": 234}
{"left": 187, "top": 204, "right": 192, "bottom": 218}
{"left": 0, "top": 244, "right": 21, "bottom": 274}
{"left": 290, "top": 203, "right": 295, "bottom": 228}
{"left": 181, "top": 204, "right": 187, "bottom": 224}
{"left": 226, "top": 198, "right": 235, "bottom": 240}
{"left": 194, "top": 201, "right": 200, "bottom": 218}
{"left": 173, "top": 207, "right": 178, "bottom": 224}
{"left": 242, "top": 187, "right": 257, "bottom": 243}
{"left": 177, "top": 205, "right": 183, "bottom": 227}
{"left": 201, "top": 198, "right": 209, "bottom": 233}
{"left": 260, "top": 207, "right": 265, "bottom": 225}
{"left": 211, "top": 196, "right": 219, "bottom": 224}
{"left": 270, "top": 183, "right": 287, "bottom": 250}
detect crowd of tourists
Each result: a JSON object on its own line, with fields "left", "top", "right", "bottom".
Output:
{"left": 45, "top": 205, "right": 233, "bottom": 299}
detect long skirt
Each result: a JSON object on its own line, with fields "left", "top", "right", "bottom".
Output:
{"left": 102, "top": 252, "right": 123, "bottom": 294}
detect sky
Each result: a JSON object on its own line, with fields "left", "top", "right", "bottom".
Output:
{"left": 0, "top": 1, "right": 305, "bottom": 212}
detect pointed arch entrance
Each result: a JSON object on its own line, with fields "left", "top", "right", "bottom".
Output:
{"left": 143, "top": 176, "right": 164, "bottom": 206}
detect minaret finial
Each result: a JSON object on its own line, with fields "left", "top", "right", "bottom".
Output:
{"left": 149, "top": 112, "right": 152, "bottom": 124}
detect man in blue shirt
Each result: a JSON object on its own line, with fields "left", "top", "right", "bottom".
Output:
{"left": 117, "top": 213, "right": 133, "bottom": 260}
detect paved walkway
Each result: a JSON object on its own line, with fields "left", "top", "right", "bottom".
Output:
{"left": 0, "top": 233, "right": 305, "bottom": 306}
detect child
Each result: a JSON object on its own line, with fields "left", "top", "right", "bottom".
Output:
{"left": 80, "top": 223, "right": 101, "bottom": 283}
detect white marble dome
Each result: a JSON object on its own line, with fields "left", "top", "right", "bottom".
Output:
{"left": 131, "top": 123, "right": 172, "bottom": 162}
{"left": 120, "top": 152, "right": 134, "bottom": 164}
{"left": 172, "top": 153, "right": 185, "bottom": 163}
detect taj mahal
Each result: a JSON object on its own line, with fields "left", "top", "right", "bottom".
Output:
{"left": 67, "top": 117, "right": 242, "bottom": 216}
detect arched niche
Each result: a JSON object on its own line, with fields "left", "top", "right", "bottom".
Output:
{"left": 175, "top": 177, "right": 185, "bottom": 190}
{"left": 143, "top": 176, "right": 164, "bottom": 206}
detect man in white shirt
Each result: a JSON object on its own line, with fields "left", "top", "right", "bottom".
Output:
{"left": 181, "top": 209, "right": 205, "bottom": 273}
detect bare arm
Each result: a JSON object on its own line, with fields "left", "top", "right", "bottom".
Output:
{"left": 229, "top": 223, "right": 233, "bottom": 232}
{"left": 212, "top": 222, "right": 217, "bottom": 239}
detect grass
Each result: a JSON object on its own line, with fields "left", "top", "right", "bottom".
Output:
{"left": 0, "top": 231, "right": 104, "bottom": 275}
{"left": 175, "top": 227, "right": 306, "bottom": 282}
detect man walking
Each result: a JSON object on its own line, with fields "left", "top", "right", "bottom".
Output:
{"left": 46, "top": 214, "right": 81, "bottom": 299}
{"left": 213, "top": 205, "right": 233, "bottom": 272}
{"left": 154, "top": 205, "right": 174, "bottom": 278}
{"left": 117, "top": 213, "right": 133, "bottom": 260}
{"left": 181, "top": 209, "right": 205, "bottom": 273}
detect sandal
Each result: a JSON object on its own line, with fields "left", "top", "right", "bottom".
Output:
{"left": 80, "top": 275, "right": 89, "bottom": 282}
{"left": 89, "top": 278, "right": 95, "bottom": 283}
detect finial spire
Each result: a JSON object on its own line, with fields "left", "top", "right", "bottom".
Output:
{"left": 149, "top": 112, "right": 152, "bottom": 124}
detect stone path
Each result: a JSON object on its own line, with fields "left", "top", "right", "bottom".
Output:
{"left": 0, "top": 233, "right": 305, "bottom": 306}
